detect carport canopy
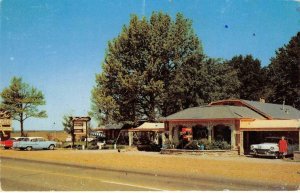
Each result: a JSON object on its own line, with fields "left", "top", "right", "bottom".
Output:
{"left": 240, "top": 119, "right": 300, "bottom": 155}
{"left": 127, "top": 122, "right": 165, "bottom": 132}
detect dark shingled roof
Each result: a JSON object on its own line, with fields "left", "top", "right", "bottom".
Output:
{"left": 105, "top": 123, "right": 124, "bottom": 130}
{"left": 241, "top": 100, "right": 300, "bottom": 119}
{"left": 163, "top": 105, "right": 266, "bottom": 120}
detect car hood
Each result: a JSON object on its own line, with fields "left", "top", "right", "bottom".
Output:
{"left": 255, "top": 143, "right": 278, "bottom": 149}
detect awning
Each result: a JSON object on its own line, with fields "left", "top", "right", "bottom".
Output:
{"left": 128, "top": 122, "right": 165, "bottom": 132}
{"left": 90, "top": 131, "right": 106, "bottom": 137}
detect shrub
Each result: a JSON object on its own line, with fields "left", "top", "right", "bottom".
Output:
{"left": 209, "top": 140, "right": 231, "bottom": 150}
{"left": 198, "top": 138, "right": 211, "bottom": 150}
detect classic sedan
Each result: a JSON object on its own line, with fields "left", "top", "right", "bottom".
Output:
{"left": 13, "top": 137, "right": 56, "bottom": 151}
{"left": 250, "top": 137, "right": 299, "bottom": 158}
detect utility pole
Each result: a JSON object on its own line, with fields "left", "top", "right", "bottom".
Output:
{"left": 86, "top": 121, "right": 88, "bottom": 149}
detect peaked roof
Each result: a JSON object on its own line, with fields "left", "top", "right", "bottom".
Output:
{"left": 210, "top": 99, "right": 300, "bottom": 120}
{"left": 162, "top": 105, "right": 266, "bottom": 121}
{"left": 241, "top": 100, "right": 300, "bottom": 119}
{"left": 105, "top": 123, "right": 124, "bottom": 130}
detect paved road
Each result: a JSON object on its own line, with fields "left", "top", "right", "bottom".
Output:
{"left": 0, "top": 158, "right": 293, "bottom": 191}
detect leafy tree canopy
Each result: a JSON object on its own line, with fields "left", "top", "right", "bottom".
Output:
{"left": 266, "top": 32, "right": 300, "bottom": 108}
{"left": 227, "top": 55, "right": 265, "bottom": 101}
{"left": 91, "top": 12, "right": 240, "bottom": 125}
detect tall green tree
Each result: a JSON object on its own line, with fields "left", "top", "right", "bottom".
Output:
{"left": 91, "top": 12, "right": 240, "bottom": 125}
{"left": 227, "top": 55, "right": 265, "bottom": 100}
{"left": 92, "top": 12, "right": 204, "bottom": 124}
{"left": 267, "top": 32, "right": 300, "bottom": 108}
{"left": 205, "top": 58, "right": 240, "bottom": 102}
{"left": 0, "top": 77, "right": 47, "bottom": 136}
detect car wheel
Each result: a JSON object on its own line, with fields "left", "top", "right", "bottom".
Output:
{"left": 48, "top": 145, "right": 55, "bottom": 150}
{"left": 4, "top": 147, "right": 9, "bottom": 150}
{"left": 275, "top": 153, "right": 279, "bottom": 159}
{"left": 26, "top": 146, "right": 32, "bottom": 151}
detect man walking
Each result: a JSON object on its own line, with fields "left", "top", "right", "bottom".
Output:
{"left": 278, "top": 136, "right": 288, "bottom": 159}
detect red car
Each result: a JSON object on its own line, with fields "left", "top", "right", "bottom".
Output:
{"left": 1, "top": 137, "right": 24, "bottom": 149}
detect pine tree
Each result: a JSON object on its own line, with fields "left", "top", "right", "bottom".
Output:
{"left": 1, "top": 77, "right": 47, "bottom": 136}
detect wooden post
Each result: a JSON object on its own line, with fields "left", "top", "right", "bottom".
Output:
{"left": 239, "top": 131, "right": 244, "bottom": 155}
{"left": 128, "top": 131, "right": 133, "bottom": 146}
{"left": 299, "top": 129, "right": 300, "bottom": 151}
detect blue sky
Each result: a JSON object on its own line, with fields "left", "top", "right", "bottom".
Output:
{"left": 1, "top": 0, "right": 299, "bottom": 131}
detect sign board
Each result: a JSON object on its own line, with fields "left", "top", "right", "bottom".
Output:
{"left": 71, "top": 117, "right": 91, "bottom": 136}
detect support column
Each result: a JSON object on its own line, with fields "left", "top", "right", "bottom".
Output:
{"left": 239, "top": 131, "right": 244, "bottom": 155}
{"left": 207, "top": 126, "right": 212, "bottom": 143}
{"left": 169, "top": 127, "right": 173, "bottom": 143}
{"left": 173, "top": 128, "right": 179, "bottom": 144}
{"left": 128, "top": 131, "right": 133, "bottom": 146}
{"left": 230, "top": 125, "right": 236, "bottom": 150}
{"left": 162, "top": 132, "right": 166, "bottom": 145}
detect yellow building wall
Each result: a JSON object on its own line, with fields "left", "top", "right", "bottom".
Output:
{"left": 240, "top": 119, "right": 300, "bottom": 129}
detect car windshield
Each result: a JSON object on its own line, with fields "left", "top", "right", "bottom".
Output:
{"left": 18, "top": 138, "right": 29, "bottom": 141}
{"left": 263, "top": 138, "right": 279, "bottom": 143}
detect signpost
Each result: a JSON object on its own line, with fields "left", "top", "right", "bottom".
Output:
{"left": 70, "top": 116, "right": 91, "bottom": 150}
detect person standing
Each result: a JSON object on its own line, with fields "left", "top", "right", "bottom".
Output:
{"left": 278, "top": 136, "right": 288, "bottom": 159}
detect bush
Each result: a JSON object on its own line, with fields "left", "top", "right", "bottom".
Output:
{"left": 198, "top": 138, "right": 210, "bottom": 150}
{"left": 182, "top": 139, "right": 231, "bottom": 150}
{"left": 209, "top": 140, "right": 231, "bottom": 150}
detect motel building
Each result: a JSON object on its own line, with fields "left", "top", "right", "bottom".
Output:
{"left": 162, "top": 99, "right": 300, "bottom": 155}
{"left": 0, "top": 110, "right": 13, "bottom": 141}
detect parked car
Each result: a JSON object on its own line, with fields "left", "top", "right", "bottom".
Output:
{"left": 250, "top": 137, "right": 299, "bottom": 158}
{"left": 1, "top": 137, "right": 28, "bottom": 149}
{"left": 13, "top": 137, "right": 56, "bottom": 151}
{"left": 65, "top": 136, "right": 72, "bottom": 142}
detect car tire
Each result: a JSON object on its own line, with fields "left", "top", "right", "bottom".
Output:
{"left": 26, "top": 146, "right": 32, "bottom": 151}
{"left": 4, "top": 147, "right": 9, "bottom": 150}
{"left": 48, "top": 145, "right": 55, "bottom": 150}
{"left": 275, "top": 153, "right": 279, "bottom": 159}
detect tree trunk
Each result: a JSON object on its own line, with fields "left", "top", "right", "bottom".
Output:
{"left": 20, "top": 113, "right": 24, "bottom": 137}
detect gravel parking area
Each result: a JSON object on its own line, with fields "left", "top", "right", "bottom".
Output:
{"left": 1, "top": 149, "right": 299, "bottom": 188}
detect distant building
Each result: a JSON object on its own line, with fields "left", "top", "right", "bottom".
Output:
{"left": 0, "top": 110, "right": 13, "bottom": 141}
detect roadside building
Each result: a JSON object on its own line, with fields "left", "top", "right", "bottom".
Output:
{"left": 162, "top": 99, "right": 300, "bottom": 155}
{"left": 127, "top": 122, "right": 166, "bottom": 146}
{"left": 93, "top": 123, "right": 130, "bottom": 144}
{"left": 0, "top": 110, "right": 13, "bottom": 141}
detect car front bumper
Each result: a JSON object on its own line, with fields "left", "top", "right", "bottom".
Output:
{"left": 250, "top": 150, "right": 278, "bottom": 157}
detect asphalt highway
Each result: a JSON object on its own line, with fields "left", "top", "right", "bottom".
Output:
{"left": 0, "top": 158, "right": 294, "bottom": 191}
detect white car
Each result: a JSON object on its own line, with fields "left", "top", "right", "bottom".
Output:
{"left": 250, "top": 137, "right": 299, "bottom": 158}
